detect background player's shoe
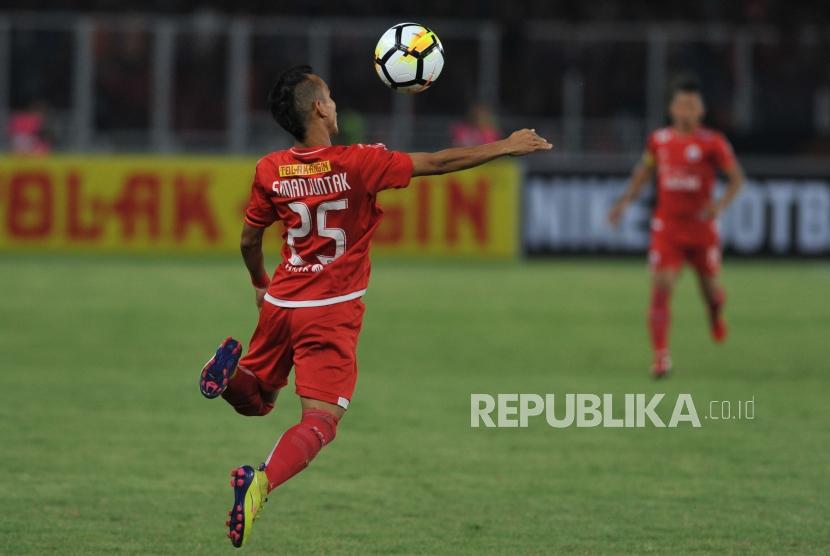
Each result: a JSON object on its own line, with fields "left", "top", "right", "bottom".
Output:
{"left": 707, "top": 292, "right": 728, "bottom": 343}
{"left": 651, "top": 350, "right": 672, "bottom": 379}
{"left": 199, "top": 337, "right": 242, "bottom": 399}
{"left": 226, "top": 465, "right": 269, "bottom": 548}
{"left": 710, "top": 315, "right": 728, "bottom": 343}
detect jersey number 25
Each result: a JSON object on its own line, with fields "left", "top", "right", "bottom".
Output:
{"left": 286, "top": 199, "right": 348, "bottom": 266}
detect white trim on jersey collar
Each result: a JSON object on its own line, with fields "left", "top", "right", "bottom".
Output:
{"left": 264, "top": 289, "right": 366, "bottom": 308}
{"left": 289, "top": 147, "right": 329, "bottom": 156}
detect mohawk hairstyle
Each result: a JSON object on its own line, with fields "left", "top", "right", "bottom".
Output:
{"left": 267, "top": 65, "right": 322, "bottom": 141}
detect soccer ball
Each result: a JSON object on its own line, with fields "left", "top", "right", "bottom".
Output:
{"left": 373, "top": 23, "right": 444, "bottom": 93}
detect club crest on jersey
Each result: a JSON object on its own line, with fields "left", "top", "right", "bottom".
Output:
{"left": 685, "top": 144, "right": 702, "bottom": 162}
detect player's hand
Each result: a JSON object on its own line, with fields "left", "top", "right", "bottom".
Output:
{"left": 699, "top": 201, "right": 721, "bottom": 221}
{"left": 254, "top": 287, "right": 267, "bottom": 310}
{"left": 608, "top": 201, "right": 627, "bottom": 228}
{"left": 504, "top": 129, "right": 553, "bottom": 156}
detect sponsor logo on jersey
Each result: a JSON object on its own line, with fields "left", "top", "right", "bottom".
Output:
{"left": 661, "top": 169, "right": 701, "bottom": 191}
{"left": 279, "top": 160, "right": 332, "bottom": 177}
{"left": 664, "top": 174, "right": 702, "bottom": 191}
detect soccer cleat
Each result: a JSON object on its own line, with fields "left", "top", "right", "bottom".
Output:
{"left": 708, "top": 292, "right": 727, "bottom": 343}
{"left": 199, "top": 337, "right": 242, "bottom": 399}
{"left": 651, "top": 350, "right": 672, "bottom": 379}
{"left": 226, "top": 465, "right": 269, "bottom": 548}
{"left": 710, "top": 316, "right": 728, "bottom": 343}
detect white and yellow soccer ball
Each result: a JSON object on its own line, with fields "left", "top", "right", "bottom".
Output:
{"left": 373, "top": 23, "right": 444, "bottom": 93}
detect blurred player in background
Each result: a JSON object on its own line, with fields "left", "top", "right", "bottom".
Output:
{"left": 451, "top": 102, "right": 501, "bottom": 147}
{"left": 197, "top": 65, "right": 552, "bottom": 548}
{"left": 608, "top": 78, "right": 744, "bottom": 378}
{"left": 8, "top": 101, "right": 52, "bottom": 154}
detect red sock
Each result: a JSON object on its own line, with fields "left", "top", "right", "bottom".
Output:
{"left": 708, "top": 287, "right": 725, "bottom": 320}
{"left": 648, "top": 286, "right": 671, "bottom": 353}
{"left": 221, "top": 367, "right": 273, "bottom": 417}
{"left": 263, "top": 409, "right": 338, "bottom": 493}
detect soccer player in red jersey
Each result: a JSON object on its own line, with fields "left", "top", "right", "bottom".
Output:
{"left": 608, "top": 78, "right": 744, "bottom": 378}
{"left": 197, "top": 65, "right": 552, "bottom": 547}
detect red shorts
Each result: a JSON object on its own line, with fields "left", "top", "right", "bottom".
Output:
{"left": 648, "top": 229, "right": 720, "bottom": 276}
{"left": 649, "top": 219, "right": 720, "bottom": 276}
{"left": 237, "top": 298, "right": 365, "bottom": 410}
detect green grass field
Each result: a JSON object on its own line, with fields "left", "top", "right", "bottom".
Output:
{"left": 1, "top": 256, "right": 828, "bottom": 555}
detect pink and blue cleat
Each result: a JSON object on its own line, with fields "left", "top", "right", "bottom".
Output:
{"left": 199, "top": 337, "right": 242, "bottom": 399}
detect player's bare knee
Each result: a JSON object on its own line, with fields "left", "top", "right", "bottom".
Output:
{"left": 300, "top": 396, "right": 347, "bottom": 421}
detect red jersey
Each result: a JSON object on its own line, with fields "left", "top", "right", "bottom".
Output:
{"left": 646, "top": 126, "right": 736, "bottom": 226}
{"left": 244, "top": 143, "right": 413, "bottom": 307}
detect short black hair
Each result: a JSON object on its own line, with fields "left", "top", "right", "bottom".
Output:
{"left": 671, "top": 75, "right": 702, "bottom": 97}
{"left": 267, "top": 65, "right": 322, "bottom": 141}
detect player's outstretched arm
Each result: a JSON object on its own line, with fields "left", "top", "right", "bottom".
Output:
{"left": 608, "top": 156, "right": 656, "bottom": 227}
{"left": 240, "top": 222, "right": 270, "bottom": 308}
{"left": 409, "top": 128, "right": 552, "bottom": 177}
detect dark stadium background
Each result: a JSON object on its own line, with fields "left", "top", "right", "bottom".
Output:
{"left": 4, "top": 0, "right": 830, "bottom": 156}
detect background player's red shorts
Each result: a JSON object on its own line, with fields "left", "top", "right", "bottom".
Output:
{"left": 237, "top": 298, "right": 365, "bottom": 410}
{"left": 649, "top": 219, "right": 721, "bottom": 276}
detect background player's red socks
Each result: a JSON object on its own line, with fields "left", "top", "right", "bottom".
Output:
{"left": 707, "top": 287, "right": 725, "bottom": 320}
{"left": 263, "top": 409, "right": 339, "bottom": 493}
{"left": 649, "top": 286, "right": 671, "bottom": 352}
{"left": 706, "top": 286, "right": 727, "bottom": 342}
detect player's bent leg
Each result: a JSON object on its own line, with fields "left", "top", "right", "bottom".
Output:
{"left": 649, "top": 269, "right": 679, "bottom": 379}
{"left": 689, "top": 244, "right": 727, "bottom": 343}
{"left": 219, "top": 301, "right": 293, "bottom": 415}
{"left": 199, "top": 337, "right": 243, "bottom": 399}
{"left": 221, "top": 369, "right": 278, "bottom": 416}
{"left": 696, "top": 271, "right": 727, "bottom": 343}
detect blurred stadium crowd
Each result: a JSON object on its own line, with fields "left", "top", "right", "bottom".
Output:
{"left": 5, "top": 0, "right": 826, "bottom": 22}
{"left": 3, "top": 1, "right": 830, "bottom": 155}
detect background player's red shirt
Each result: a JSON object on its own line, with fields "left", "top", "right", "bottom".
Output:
{"left": 244, "top": 143, "right": 413, "bottom": 306}
{"left": 646, "top": 126, "right": 736, "bottom": 228}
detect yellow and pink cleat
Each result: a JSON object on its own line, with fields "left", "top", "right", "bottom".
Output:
{"left": 226, "top": 465, "right": 269, "bottom": 548}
